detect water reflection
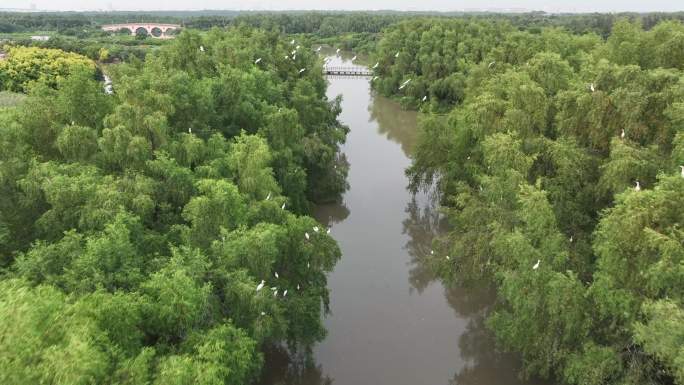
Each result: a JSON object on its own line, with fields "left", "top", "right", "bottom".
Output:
{"left": 258, "top": 345, "right": 332, "bottom": 385}
{"left": 369, "top": 96, "right": 419, "bottom": 156}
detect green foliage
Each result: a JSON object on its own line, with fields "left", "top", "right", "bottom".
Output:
{"left": 0, "top": 26, "right": 345, "bottom": 384}
{"left": 402, "top": 16, "right": 684, "bottom": 385}
{"left": 0, "top": 46, "right": 95, "bottom": 92}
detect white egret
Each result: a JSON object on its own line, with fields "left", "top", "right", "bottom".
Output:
{"left": 283, "top": 290, "right": 288, "bottom": 297}
{"left": 273, "top": 290, "right": 278, "bottom": 297}
{"left": 680, "top": 165, "right": 684, "bottom": 178}
{"left": 291, "top": 50, "right": 297, "bottom": 55}
{"left": 488, "top": 61, "right": 495, "bottom": 68}
{"left": 297, "top": 284, "right": 300, "bottom": 290}
{"left": 255, "top": 57, "right": 262, "bottom": 64}
{"left": 446, "top": 255, "right": 450, "bottom": 260}
{"left": 261, "top": 311, "right": 266, "bottom": 316}
{"left": 274, "top": 272, "right": 279, "bottom": 279}
{"left": 317, "top": 46, "right": 322, "bottom": 52}
{"left": 266, "top": 192, "right": 271, "bottom": 200}
{"left": 307, "top": 262, "right": 310, "bottom": 268}
{"left": 281, "top": 202, "right": 286, "bottom": 210}
{"left": 305, "top": 232, "right": 310, "bottom": 240}
{"left": 290, "top": 39, "right": 295, "bottom": 45}
{"left": 285, "top": 55, "right": 290, "bottom": 59}
{"left": 422, "top": 95, "right": 428, "bottom": 102}
{"left": 621, "top": 129, "right": 625, "bottom": 140}
{"left": 395, "top": 51, "right": 400, "bottom": 58}
{"left": 256, "top": 280, "right": 265, "bottom": 292}
{"left": 199, "top": 45, "right": 205, "bottom": 52}
{"left": 327, "top": 227, "right": 331, "bottom": 234}
{"left": 188, "top": 127, "right": 192, "bottom": 133}
{"left": 372, "top": 76, "right": 379, "bottom": 81}
{"left": 336, "top": 48, "right": 341, "bottom": 54}
{"left": 299, "top": 68, "right": 306, "bottom": 73}
{"left": 570, "top": 236, "right": 573, "bottom": 243}
{"left": 430, "top": 250, "right": 434, "bottom": 255}
{"left": 292, "top": 54, "right": 296, "bottom": 60}
{"left": 351, "top": 55, "right": 357, "bottom": 61}
{"left": 313, "top": 226, "right": 319, "bottom": 233}
{"left": 635, "top": 181, "right": 641, "bottom": 191}
{"left": 533, "top": 259, "right": 540, "bottom": 270}
{"left": 296, "top": 45, "right": 301, "bottom": 50}
{"left": 372, "top": 62, "right": 379, "bottom": 69}
{"left": 590, "top": 83, "right": 595, "bottom": 92}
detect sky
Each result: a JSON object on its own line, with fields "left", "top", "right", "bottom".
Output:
{"left": 2, "top": 0, "right": 683, "bottom": 13}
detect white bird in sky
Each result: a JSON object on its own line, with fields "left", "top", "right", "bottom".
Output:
{"left": 351, "top": 55, "right": 357, "bottom": 61}
{"left": 680, "top": 165, "right": 684, "bottom": 178}
{"left": 266, "top": 192, "right": 271, "bottom": 200}
{"left": 274, "top": 272, "right": 279, "bottom": 279}
{"left": 395, "top": 51, "right": 400, "bottom": 58}
{"left": 372, "top": 62, "right": 379, "bottom": 69}
{"left": 533, "top": 260, "right": 540, "bottom": 270}
{"left": 313, "top": 226, "right": 319, "bottom": 233}
{"left": 199, "top": 45, "right": 204, "bottom": 52}
{"left": 635, "top": 181, "right": 641, "bottom": 191}
{"left": 256, "top": 280, "right": 265, "bottom": 292}
{"left": 590, "top": 83, "right": 595, "bottom": 92}
{"left": 305, "top": 232, "right": 310, "bottom": 240}
{"left": 488, "top": 61, "right": 495, "bottom": 69}
{"left": 299, "top": 68, "right": 306, "bottom": 73}
{"left": 621, "top": 129, "right": 626, "bottom": 140}
{"left": 255, "top": 57, "right": 262, "bottom": 64}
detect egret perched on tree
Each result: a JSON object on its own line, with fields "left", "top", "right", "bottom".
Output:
{"left": 317, "top": 46, "right": 322, "bottom": 52}
{"left": 422, "top": 95, "right": 428, "bottom": 102}
{"left": 273, "top": 290, "right": 278, "bottom": 297}
{"left": 188, "top": 127, "right": 192, "bottom": 134}
{"left": 395, "top": 51, "right": 400, "bottom": 58}
{"left": 291, "top": 50, "right": 297, "bottom": 56}
{"left": 256, "top": 280, "right": 265, "bottom": 292}
{"left": 635, "top": 181, "right": 641, "bottom": 191}
{"left": 255, "top": 58, "right": 262, "bottom": 64}
{"left": 399, "top": 79, "right": 411, "bottom": 90}
{"left": 297, "top": 284, "right": 300, "bottom": 290}
{"left": 261, "top": 311, "right": 266, "bottom": 316}
{"left": 336, "top": 48, "right": 341, "bottom": 55}
{"left": 430, "top": 250, "right": 434, "bottom": 255}
{"left": 266, "top": 192, "right": 271, "bottom": 200}
{"left": 372, "top": 62, "right": 379, "bottom": 69}
{"left": 680, "top": 165, "right": 684, "bottom": 178}
{"left": 590, "top": 83, "right": 595, "bottom": 92}
{"left": 307, "top": 262, "right": 310, "bottom": 268}
{"left": 281, "top": 202, "right": 286, "bottom": 210}
{"left": 446, "top": 255, "right": 450, "bottom": 260}
{"left": 488, "top": 61, "right": 495, "bottom": 68}
{"left": 351, "top": 55, "right": 357, "bottom": 61}
{"left": 274, "top": 272, "right": 279, "bottom": 279}
{"left": 292, "top": 54, "right": 296, "bottom": 60}
{"left": 621, "top": 129, "right": 625, "bottom": 140}
{"left": 299, "top": 68, "right": 306, "bottom": 73}
{"left": 327, "top": 227, "right": 331, "bottom": 234}
{"left": 290, "top": 39, "right": 295, "bottom": 45}
{"left": 533, "top": 260, "right": 540, "bottom": 270}
{"left": 296, "top": 45, "right": 301, "bottom": 50}
{"left": 305, "top": 232, "right": 310, "bottom": 240}
{"left": 313, "top": 226, "right": 319, "bottom": 233}
{"left": 372, "top": 76, "right": 379, "bottom": 81}
{"left": 283, "top": 290, "right": 288, "bottom": 297}
{"left": 199, "top": 45, "right": 205, "bottom": 52}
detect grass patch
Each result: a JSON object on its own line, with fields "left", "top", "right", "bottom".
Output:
{"left": 0, "top": 91, "right": 26, "bottom": 108}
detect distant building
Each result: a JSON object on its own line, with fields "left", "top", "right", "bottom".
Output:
{"left": 30, "top": 35, "right": 50, "bottom": 41}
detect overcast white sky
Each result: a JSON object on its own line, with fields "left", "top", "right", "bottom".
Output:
{"left": 2, "top": 0, "right": 683, "bottom": 13}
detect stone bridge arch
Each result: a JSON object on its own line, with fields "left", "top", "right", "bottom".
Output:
{"left": 101, "top": 23, "right": 181, "bottom": 39}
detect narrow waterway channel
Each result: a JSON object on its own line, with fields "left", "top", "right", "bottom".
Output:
{"left": 261, "top": 53, "right": 546, "bottom": 385}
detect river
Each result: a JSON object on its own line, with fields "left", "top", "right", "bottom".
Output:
{"left": 260, "top": 53, "right": 545, "bottom": 385}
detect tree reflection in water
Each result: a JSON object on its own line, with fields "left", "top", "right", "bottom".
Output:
{"left": 402, "top": 193, "right": 545, "bottom": 385}
{"left": 258, "top": 344, "right": 333, "bottom": 385}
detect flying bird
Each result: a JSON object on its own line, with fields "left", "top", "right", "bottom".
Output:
{"left": 533, "top": 260, "right": 540, "bottom": 270}
{"left": 256, "top": 280, "right": 265, "bottom": 292}
{"left": 635, "top": 181, "right": 641, "bottom": 191}
{"left": 254, "top": 58, "right": 262, "bottom": 64}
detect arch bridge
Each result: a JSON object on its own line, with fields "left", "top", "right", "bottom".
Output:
{"left": 101, "top": 23, "right": 181, "bottom": 39}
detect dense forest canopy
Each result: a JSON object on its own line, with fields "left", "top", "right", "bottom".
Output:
{"left": 380, "top": 16, "right": 684, "bottom": 385}
{"left": 0, "top": 26, "right": 348, "bottom": 384}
